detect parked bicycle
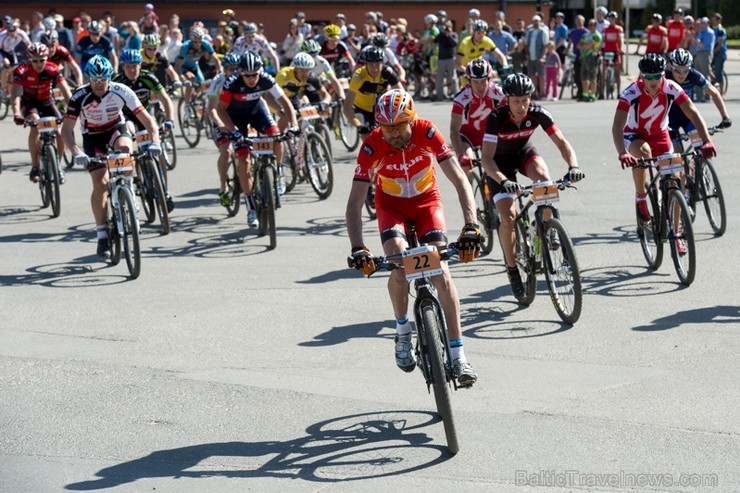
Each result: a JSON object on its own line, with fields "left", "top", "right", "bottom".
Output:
{"left": 281, "top": 105, "right": 334, "bottom": 199}
{"left": 348, "top": 224, "right": 465, "bottom": 455}
{"left": 27, "top": 117, "right": 64, "bottom": 218}
{"left": 633, "top": 152, "right": 696, "bottom": 286}
{"left": 469, "top": 147, "right": 499, "bottom": 256}
{"left": 559, "top": 53, "right": 578, "bottom": 100}
{"left": 674, "top": 126, "right": 726, "bottom": 236}
{"left": 511, "top": 179, "right": 583, "bottom": 324}
{"left": 133, "top": 130, "right": 170, "bottom": 235}
{"left": 91, "top": 152, "right": 142, "bottom": 279}
{"left": 177, "top": 80, "right": 210, "bottom": 148}
{"left": 602, "top": 52, "right": 617, "bottom": 99}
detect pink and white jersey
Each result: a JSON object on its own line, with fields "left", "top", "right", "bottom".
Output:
{"left": 451, "top": 81, "right": 506, "bottom": 146}
{"left": 617, "top": 78, "right": 689, "bottom": 136}
{"left": 233, "top": 34, "right": 271, "bottom": 57}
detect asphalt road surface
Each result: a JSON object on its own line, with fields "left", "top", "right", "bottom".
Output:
{"left": 1, "top": 55, "right": 739, "bottom": 492}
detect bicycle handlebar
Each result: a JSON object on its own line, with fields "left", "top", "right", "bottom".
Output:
{"left": 518, "top": 178, "right": 577, "bottom": 196}
{"left": 24, "top": 117, "right": 64, "bottom": 128}
{"left": 350, "top": 243, "right": 460, "bottom": 276}
{"left": 678, "top": 126, "right": 723, "bottom": 141}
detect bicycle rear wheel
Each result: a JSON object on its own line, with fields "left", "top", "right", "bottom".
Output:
{"left": 177, "top": 98, "right": 201, "bottom": 148}
{"left": 119, "top": 187, "right": 141, "bottom": 279}
{"left": 225, "top": 153, "right": 241, "bottom": 217}
{"left": 698, "top": 159, "right": 726, "bottom": 236}
{"left": 257, "top": 161, "right": 277, "bottom": 249}
{"left": 305, "top": 133, "right": 333, "bottom": 199}
{"left": 338, "top": 110, "right": 359, "bottom": 151}
{"left": 280, "top": 140, "right": 297, "bottom": 194}
{"left": 542, "top": 218, "right": 582, "bottom": 324}
{"left": 667, "top": 189, "right": 696, "bottom": 286}
{"left": 471, "top": 172, "right": 496, "bottom": 255}
{"left": 638, "top": 187, "right": 663, "bottom": 270}
{"left": 45, "top": 145, "right": 61, "bottom": 218}
{"left": 513, "top": 220, "right": 536, "bottom": 305}
{"left": 0, "top": 91, "right": 9, "bottom": 120}
{"left": 106, "top": 198, "right": 122, "bottom": 266}
{"left": 136, "top": 161, "right": 156, "bottom": 224}
{"left": 364, "top": 183, "right": 377, "bottom": 220}
{"left": 314, "top": 121, "right": 332, "bottom": 158}
{"left": 420, "top": 301, "right": 459, "bottom": 455}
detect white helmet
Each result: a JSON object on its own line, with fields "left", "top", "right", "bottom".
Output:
{"left": 424, "top": 14, "right": 438, "bottom": 24}
{"left": 291, "top": 52, "right": 316, "bottom": 69}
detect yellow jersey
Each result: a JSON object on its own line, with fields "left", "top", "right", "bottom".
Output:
{"left": 457, "top": 36, "right": 497, "bottom": 66}
{"left": 348, "top": 65, "right": 401, "bottom": 113}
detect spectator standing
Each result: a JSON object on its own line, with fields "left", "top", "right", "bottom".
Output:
{"left": 54, "top": 14, "right": 74, "bottom": 52}
{"left": 345, "top": 24, "right": 361, "bottom": 58}
{"left": 139, "top": 4, "right": 159, "bottom": 35}
{"left": 711, "top": 13, "right": 727, "bottom": 93}
{"left": 577, "top": 18, "right": 601, "bottom": 102}
{"left": 553, "top": 12, "right": 568, "bottom": 63}
{"left": 543, "top": 41, "right": 561, "bottom": 100}
{"left": 488, "top": 19, "right": 517, "bottom": 63}
{"left": 435, "top": 20, "right": 458, "bottom": 101}
{"left": 681, "top": 16, "right": 695, "bottom": 50}
{"left": 296, "top": 12, "right": 312, "bottom": 39}
{"left": 335, "top": 14, "right": 348, "bottom": 39}
{"left": 693, "top": 17, "right": 714, "bottom": 102}
{"left": 511, "top": 18, "right": 527, "bottom": 73}
{"left": 567, "top": 15, "right": 588, "bottom": 100}
{"left": 525, "top": 14, "right": 548, "bottom": 98}
{"left": 595, "top": 7, "right": 609, "bottom": 34}
{"left": 281, "top": 19, "right": 304, "bottom": 66}
{"left": 666, "top": 8, "right": 685, "bottom": 52}
{"left": 636, "top": 14, "right": 667, "bottom": 56}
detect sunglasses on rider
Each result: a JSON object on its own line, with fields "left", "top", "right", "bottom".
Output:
{"left": 90, "top": 77, "right": 110, "bottom": 83}
{"left": 672, "top": 67, "right": 690, "bottom": 74}
{"left": 240, "top": 71, "right": 259, "bottom": 78}
{"left": 30, "top": 58, "right": 48, "bottom": 63}
{"left": 642, "top": 72, "right": 663, "bottom": 81}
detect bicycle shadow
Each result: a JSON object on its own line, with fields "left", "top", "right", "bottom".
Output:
{"left": 64, "top": 410, "right": 450, "bottom": 490}
{"left": 0, "top": 256, "right": 132, "bottom": 287}
{"left": 632, "top": 305, "right": 740, "bottom": 332}
{"left": 299, "top": 320, "right": 390, "bottom": 347}
{"left": 580, "top": 264, "right": 685, "bottom": 297}
{"left": 0, "top": 204, "right": 59, "bottom": 225}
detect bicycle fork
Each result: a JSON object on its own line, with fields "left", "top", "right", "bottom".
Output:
{"left": 412, "top": 287, "right": 457, "bottom": 392}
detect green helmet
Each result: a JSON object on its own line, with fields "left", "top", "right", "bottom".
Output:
{"left": 301, "top": 39, "right": 321, "bottom": 55}
{"left": 142, "top": 34, "right": 160, "bottom": 47}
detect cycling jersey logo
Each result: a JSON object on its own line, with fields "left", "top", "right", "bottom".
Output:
{"left": 525, "top": 120, "right": 532, "bottom": 127}
{"left": 426, "top": 127, "right": 436, "bottom": 139}
{"left": 640, "top": 97, "right": 664, "bottom": 130}
{"left": 362, "top": 144, "right": 374, "bottom": 155}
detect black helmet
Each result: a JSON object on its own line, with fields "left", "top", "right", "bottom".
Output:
{"left": 668, "top": 48, "right": 693, "bottom": 67}
{"left": 39, "top": 30, "right": 58, "bottom": 46}
{"left": 638, "top": 53, "right": 666, "bottom": 74}
{"left": 502, "top": 73, "right": 535, "bottom": 96}
{"left": 371, "top": 33, "right": 389, "bottom": 48}
{"left": 239, "top": 51, "right": 263, "bottom": 72}
{"left": 361, "top": 45, "right": 384, "bottom": 63}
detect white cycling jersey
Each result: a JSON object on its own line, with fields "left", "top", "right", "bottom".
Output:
{"left": 65, "top": 82, "right": 144, "bottom": 134}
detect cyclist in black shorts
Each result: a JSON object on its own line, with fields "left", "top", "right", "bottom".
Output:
{"left": 114, "top": 48, "right": 176, "bottom": 212}
{"left": 480, "top": 74, "right": 584, "bottom": 300}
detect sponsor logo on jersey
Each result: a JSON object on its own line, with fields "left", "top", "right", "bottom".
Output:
{"left": 362, "top": 144, "right": 374, "bottom": 155}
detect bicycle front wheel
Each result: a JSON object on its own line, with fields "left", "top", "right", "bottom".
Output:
{"left": 513, "top": 220, "right": 536, "bottom": 305}
{"left": 162, "top": 128, "right": 177, "bottom": 170}
{"left": 106, "top": 198, "right": 122, "bottom": 266}
{"left": 314, "top": 122, "right": 333, "bottom": 158}
{"left": 638, "top": 187, "right": 663, "bottom": 271}
{"left": 420, "top": 302, "right": 459, "bottom": 455}
{"left": 177, "top": 98, "right": 201, "bottom": 148}
{"left": 146, "top": 158, "right": 170, "bottom": 235}
{"left": 305, "top": 133, "right": 333, "bottom": 199}
{"left": 698, "top": 159, "right": 726, "bottom": 236}
{"left": 667, "top": 189, "right": 696, "bottom": 286}
{"left": 136, "top": 161, "right": 156, "bottom": 224}
{"left": 0, "top": 92, "right": 9, "bottom": 120}
{"left": 119, "top": 187, "right": 141, "bottom": 279}
{"left": 259, "top": 162, "right": 277, "bottom": 249}
{"left": 224, "top": 153, "right": 241, "bottom": 217}
{"left": 280, "top": 140, "right": 297, "bottom": 194}
{"left": 471, "top": 173, "right": 496, "bottom": 255}
{"left": 338, "top": 110, "right": 359, "bottom": 151}
{"left": 542, "top": 219, "right": 582, "bottom": 324}
{"left": 45, "top": 145, "right": 61, "bottom": 218}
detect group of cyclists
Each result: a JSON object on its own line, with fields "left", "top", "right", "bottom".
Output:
{"left": 2, "top": 8, "right": 734, "bottom": 389}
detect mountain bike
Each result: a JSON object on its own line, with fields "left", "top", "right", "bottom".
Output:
{"left": 674, "top": 127, "right": 726, "bottom": 236}
{"left": 0, "top": 86, "right": 10, "bottom": 120}
{"left": 559, "top": 53, "right": 578, "bottom": 100}
{"left": 148, "top": 98, "right": 177, "bottom": 171}
{"left": 469, "top": 147, "right": 499, "bottom": 256}
{"left": 27, "top": 117, "right": 64, "bottom": 218}
{"left": 177, "top": 80, "right": 209, "bottom": 148}
{"left": 281, "top": 105, "right": 334, "bottom": 199}
{"left": 133, "top": 130, "right": 170, "bottom": 235}
{"left": 91, "top": 152, "right": 142, "bottom": 279}
{"left": 349, "top": 225, "right": 465, "bottom": 455}
{"left": 511, "top": 179, "right": 583, "bottom": 324}
{"left": 244, "top": 132, "right": 289, "bottom": 250}
{"left": 603, "top": 52, "right": 617, "bottom": 99}
{"left": 634, "top": 152, "right": 696, "bottom": 286}
{"left": 328, "top": 93, "right": 359, "bottom": 152}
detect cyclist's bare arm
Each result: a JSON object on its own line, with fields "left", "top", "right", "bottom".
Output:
{"left": 704, "top": 83, "right": 730, "bottom": 121}
{"left": 58, "top": 79, "right": 72, "bottom": 105}
{"left": 135, "top": 109, "right": 161, "bottom": 145}
{"left": 174, "top": 58, "right": 184, "bottom": 74}
{"left": 10, "top": 83, "right": 22, "bottom": 118}
{"left": 266, "top": 46, "right": 281, "bottom": 72}
{"left": 60, "top": 117, "right": 79, "bottom": 153}
{"left": 454, "top": 53, "right": 465, "bottom": 73}
{"left": 346, "top": 53, "right": 356, "bottom": 72}
{"left": 481, "top": 140, "right": 508, "bottom": 183}
{"left": 439, "top": 155, "right": 477, "bottom": 225}
{"left": 207, "top": 96, "right": 222, "bottom": 126}
{"left": 678, "top": 99, "right": 713, "bottom": 144}
{"left": 165, "top": 64, "right": 180, "bottom": 83}
{"left": 108, "top": 51, "right": 118, "bottom": 73}
{"left": 345, "top": 178, "right": 371, "bottom": 247}
{"left": 68, "top": 59, "right": 83, "bottom": 85}
{"left": 270, "top": 92, "right": 298, "bottom": 127}
{"left": 215, "top": 99, "right": 237, "bottom": 133}
{"left": 448, "top": 113, "right": 467, "bottom": 157}
{"left": 152, "top": 90, "right": 175, "bottom": 121}
{"left": 327, "top": 71, "right": 345, "bottom": 100}
{"left": 548, "top": 129, "right": 578, "bottom": 168}
{"left": 611, "top": 108, "right": 630, "bottom": 155}
{"left": 343, "top": 91, "right": 357, "bottom": 125}
{"left": 491, "top": 47, "right": 508, "bottom": 67}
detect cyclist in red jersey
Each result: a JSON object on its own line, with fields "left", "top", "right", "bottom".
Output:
{"left": 481, "top": 74, "right": 583, "bottom": 300}
{"left": 612, "top": 54, "right": 715, "bottom": 224}
{"left": 346, "top": 89, "right": 480, "bottom": 387}
{"left": 636, "top": 14, "right": 667, "bottom": 56}
{"left": 449, "top": 59, "right": 505, "bottom": 176}
{"left": 39, "top": 30, "right": 82, "bottom": 86}
{"left": 666, "top": 9, "right": 685, "bottom": 52}
{"left": 600, "top": 11, "right": 624, "bottom": 98}
{"left": 11, "top": 43, "right": 72, "bottom": 183}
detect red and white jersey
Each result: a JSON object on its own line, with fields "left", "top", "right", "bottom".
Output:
{"left": 451, "top": 81, "right": 506, "bottom": 146}
{"left": 617, "top": 78, "right": 689, "bottom": 136}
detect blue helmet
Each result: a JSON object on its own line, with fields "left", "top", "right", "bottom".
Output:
{"left": 222, "top": 52, "right": 240, "bottom": 68}
{"left": 119, "top": 49, "right": 143, "bottom": 64}
{"left": 85, "top": 55, "right": 114, "bottom": 78}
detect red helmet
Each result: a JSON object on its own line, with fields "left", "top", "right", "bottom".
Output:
{"left": 27, "top": 42, "right": 50, "bottom": 59}
{"left": 374, "top": 89, "right": 416, "bottom": 126}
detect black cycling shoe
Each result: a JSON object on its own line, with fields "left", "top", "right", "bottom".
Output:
{"left": 96, "top": 239, "right": 111, "bottom": 260}
{"left": 29, "top": 167, "right": 40, "bottom": 183}
{"left": 507, "top": 267, "right": 525, "bottom": 300}
{"left": 166, "top": 194, "right": 175, "bottom": 213}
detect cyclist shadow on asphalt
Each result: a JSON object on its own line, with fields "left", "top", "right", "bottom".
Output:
{"left": 580, "top": 264, "right": 685, "bottom": 297}
{"left": 64, "top": 410, "right": 450, "bottom": 490}
{"left": 632, "top": 305, "right": 740, "bottom": 332}
{"left": 299, "top": 320, "right": 390, "bottom": 347}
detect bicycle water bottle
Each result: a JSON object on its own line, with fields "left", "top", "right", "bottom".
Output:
{"left": 534, "top": 231, "right": 543, "bottom": 269}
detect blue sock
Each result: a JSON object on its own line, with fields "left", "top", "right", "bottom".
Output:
{"left": 396, "top": 316, "right": 411, "bottom": 335}
{"left": 449, "top": 338, "right": 465, "bottom": 361}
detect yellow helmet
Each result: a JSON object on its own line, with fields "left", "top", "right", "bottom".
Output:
{"left": 324, "top": 24, "right": 341, "bottom": 38}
